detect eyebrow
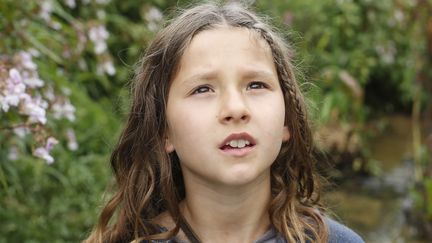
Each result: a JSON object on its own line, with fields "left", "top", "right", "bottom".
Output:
{"left": 181, "top": 71, "right": 218, "bottom": 85}
{"left": 241, "top": 69, "right": 277, "bottom": 81}
{"left": 181, "top": 68, "right": 277, "bottom": 85}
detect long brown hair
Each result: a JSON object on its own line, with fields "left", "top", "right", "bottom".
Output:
{"left": 84, "top": 2, "right": 327, "bottom": 243}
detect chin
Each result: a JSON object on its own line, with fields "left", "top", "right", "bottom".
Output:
{"left": 220, "top": 167, "right": 268, "bottom": 186}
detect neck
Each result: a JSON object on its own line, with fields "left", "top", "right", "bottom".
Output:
{"left": 180, "top": 171, "right": 272, "bottom": 243}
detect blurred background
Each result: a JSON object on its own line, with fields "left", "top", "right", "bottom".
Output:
{"left": 0, "top": 0, "right": 431, "bottom": 242}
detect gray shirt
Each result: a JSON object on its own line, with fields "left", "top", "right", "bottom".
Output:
{"left": 149, "top": 217, "right": 364, "bottom": 243}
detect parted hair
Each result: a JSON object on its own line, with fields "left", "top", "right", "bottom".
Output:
{"left": 84, "top": 2, "right": 328, "bottom": 243}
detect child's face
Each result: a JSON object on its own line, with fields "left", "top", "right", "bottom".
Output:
{"left": 165, "top": 27, "right": 290, "bottom": 187}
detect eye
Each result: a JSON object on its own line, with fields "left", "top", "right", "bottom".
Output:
{"left": 192, "top": 85, "right": 213, "bottom": 94}
{"left": 247, "top": 81, "right": 268, "bottom": 90}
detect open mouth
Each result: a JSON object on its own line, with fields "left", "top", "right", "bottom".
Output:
{"left": 220, "top": 139, "right": 255, "bottom": 150}
{"left": 219, "top": 132, "right": 256, "bottom": 153}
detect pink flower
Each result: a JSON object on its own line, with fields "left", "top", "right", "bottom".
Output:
{"left": 20, "top": 96, "right": 47, "bottom": 124}
{"left": 18, "top": 51, "right": 37, "bottom": 70}
{"left": 33, "top": 137, "right": 58, "bottom": 164}
{"left": 24, "top": 76, "right": 44, "bottom": 88}
{"left": 0, "top": 68, "right": 28, "bottom": 112}
{"left": 9, "top": 68, "right": 23, "bottom": 84}
{"left": 21, "top": 70, "right": 44, "bottom": 88}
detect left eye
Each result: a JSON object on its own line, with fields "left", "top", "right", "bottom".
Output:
{"left": 247, "top": 81, "right": 267, "bottom": 89}
{"left": 192, "top": 85, "right": 213, "bottom": 94}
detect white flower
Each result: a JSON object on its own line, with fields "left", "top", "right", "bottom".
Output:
{"left": 28, "top": 48, "right": 40, "bottom": 57}
{"left": 21, "top": 70, "right": 44, "bottom": 88}
{"left": 0, "top": 95, "right": 8, "bottom": 112}
{"left": 78, "top": 59, "right": 88, "bottom": 71}
{"left": 65, "top": 0, "right": 76, "bottom": 8}
{"left": 13, "top": 127, "right": 30, "bottom": 138}
{"left": 147, "top": 22, "right": 159, "bottom": 32}
{"left": 39, "top": 1, "right": 62, "bottom": 30}
{"left": 145, "top": 7, "right": 163, "bottom": 23}
{"left": 1, "top": 68, "right": 28, "bottom": 112}
{"left": 394, "top": 10, "right": 404, "bottom": 23}
{"left": 52, "top": 99, "right": 76, "bottom": 121}
{"left": 49, "top": 21, "right": 62, "bottom": 30}
{"left": 97, "top": 59, "right": 116, "bottom": 76}
{"left": 46, "top": 137, "right": 58, "bottom": 151}
{"left": 66, "top": 128, "right": 78, "bottom": 151}
{"left": 34, "top": 147, "right": 54, "bottom": 164}
{"left": 97, "top": 10, "right": 106, "bottom": 19}
{"left": 33, "top": 137, "right": 58, "bottom": 164}
{"left": 8, "top": 146, "right": 19, "bottom": 161}
{"left": 20, "top": 96, "right": 47, "bottom": 124}
{"left": 18, "top": 51, "right": 37, "bottom": 70}
{"left": 375, "top": 42, "right": 396, "bottom": 65}
{"left": 61, "top": 87, "right": 71, "bottom": 96}
{"left": 9, "top": 68, "right": 23, "bottom": 84}
{"left": 104, "top": 60, "right": 116, "bottom": 75}
{"left": 24, "top": 76, "right": 44, "bottom": 88}
{"left": 44, "top": 85, "right": 55, "bottom": 101}
{"left": 88, "top": 25, "right": 109, "bottom": 54}
{"left": 39, "top": 0, "right": 53, "bottom": 21}
{"left": 145, "top": 7, "right": 163, "bottom": 31}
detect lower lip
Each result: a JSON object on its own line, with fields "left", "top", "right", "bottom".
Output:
{"left": 219, "top": 145, "right": 255, "bottom": 157}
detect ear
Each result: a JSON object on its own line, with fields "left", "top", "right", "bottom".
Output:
{"left": 282, "top": 126, "right": 290, "bottom": 142}
{"left": 165, "top": 137, "right": 175, "bottom": 153}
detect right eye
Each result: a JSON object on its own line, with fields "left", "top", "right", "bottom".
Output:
{"left": 192, "top": 85, "right": 213, "bottom": 94}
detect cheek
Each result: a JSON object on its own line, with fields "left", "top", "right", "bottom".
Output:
{"left": 166, "top": 104, "right": 206, "bottom": 149}
{"left": 269, "top": 95, "right": 288, "bottom": 141}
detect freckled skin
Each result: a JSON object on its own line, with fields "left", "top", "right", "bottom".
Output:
{"left": 165, "top": 27, "right": 290, "bottom": 188}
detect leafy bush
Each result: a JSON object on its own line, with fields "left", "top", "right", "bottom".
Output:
{"left": 1, "top": 0, "right": 430, "bottom": 242}
{"left": 257, "top": 0, "right": 429, "bottom": 173}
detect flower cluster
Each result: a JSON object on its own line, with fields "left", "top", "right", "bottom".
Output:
{"left": 39, "top": 0, "right": 61, "bottom": 30}
{"left": 88, "top": 24, "right": 115, "bottom": 76}
{"left": 40, "top": 1, "right": 115, "bottom": 77}
{"left": 1, "top": 51, "right": 77, "bottom": 164}
{"left": 1, "top": 51, "right": 46, "bottom": 123}
{"left": 88, "top": 25, "right": 109, "bottom": 55}
{"left": 2, "top": 0, "right": 120, "bottom": 165}
{"left": 33, "top": 137, "right": 59, "bottom": 164}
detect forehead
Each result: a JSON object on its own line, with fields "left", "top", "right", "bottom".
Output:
{"left": 173, "top": 26, "right": 276, "bottom": 81}
{"left": 190, "top": 26, "right": 271, "bottom": 51}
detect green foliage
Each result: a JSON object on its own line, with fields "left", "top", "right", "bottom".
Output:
{"left": 0, "top": 77, "right": 120, "bottom": 241}
{"left": 256, "top": 0, "right": 429, "bottom": 174}
{"left": 425, "top": 178, "right": 432, "bottom": 220}
{"left": 258, "top": 0, "right": 422, "bottom": 122}
{"left": 1, "top": 0, "right": 431, "bottom": 242}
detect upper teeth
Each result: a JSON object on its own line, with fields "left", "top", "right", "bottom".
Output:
{"left": 226, "top": 139, "right": 250, "bottom": 148}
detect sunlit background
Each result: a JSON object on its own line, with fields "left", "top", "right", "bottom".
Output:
{"left": 0, "top": 0, "right": 431, "bottom": 242}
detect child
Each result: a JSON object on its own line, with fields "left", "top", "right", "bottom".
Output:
{"left": 85, "top": 2, "right": 364, "bottom": 243}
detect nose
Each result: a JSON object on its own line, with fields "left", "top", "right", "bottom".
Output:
{"left": 218, "top": 89, "right": 250, "bottom": 124}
